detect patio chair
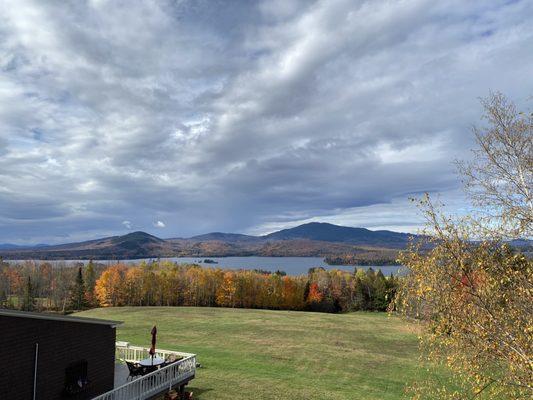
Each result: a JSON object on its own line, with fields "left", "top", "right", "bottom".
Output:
{"left": 126, "top": 361, "right": 144, "bottom": 380}
{"left": 142, "top": 365, "right": 159, "bottom": 374}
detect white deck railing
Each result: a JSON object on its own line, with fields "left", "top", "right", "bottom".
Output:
{"left": 92, "top": 343, "right": 196, "bottom": 400}
{"left": 115, "top": 343, "right": 195, "bottom": 364}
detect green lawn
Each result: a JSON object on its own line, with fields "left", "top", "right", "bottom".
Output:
{"left": 77, "top": 307, "right": 438, "bottom": 400}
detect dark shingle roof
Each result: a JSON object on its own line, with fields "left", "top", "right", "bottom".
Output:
{"left": 0, "top": 308, "right": 122, "bottom": 327}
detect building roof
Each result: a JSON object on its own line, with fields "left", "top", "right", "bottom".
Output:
{"left": 0, "top": 309, "right": 123, "bottom": 327}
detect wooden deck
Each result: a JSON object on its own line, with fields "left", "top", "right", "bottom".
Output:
{"left": 91, "top": 343, "right": 196, "bottom": 400}
{"left": 114, "top": 363, "right": 130, "bottom": 388}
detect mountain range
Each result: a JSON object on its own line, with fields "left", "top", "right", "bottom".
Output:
{"left": 0, "top": 222, "right": 416, "bottom": 262}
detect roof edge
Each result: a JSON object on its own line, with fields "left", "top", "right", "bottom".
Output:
{"left": 0, "top": 308, "right": 123, "bottom": 327}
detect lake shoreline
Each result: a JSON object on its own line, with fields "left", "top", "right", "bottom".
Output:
{"left": 5, "top": 255, "right": 406, "bottom": 276}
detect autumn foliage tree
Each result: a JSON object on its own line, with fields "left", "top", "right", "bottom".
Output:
{"left": 396, "top": 93, "right": 532, "bottom": 399}
{"left": 216, "top": 272, "right": 237, "bottom": 307}
{"left": 95, "top": 264, "right": 128, "bottom": 307}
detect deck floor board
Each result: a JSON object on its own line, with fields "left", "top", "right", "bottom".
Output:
{"left": 114, "top": 363, "right": 130, "bottom": 388}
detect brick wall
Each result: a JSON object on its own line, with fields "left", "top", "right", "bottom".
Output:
{"left": 0, "top": 315, "right": 116, "bottom": 400}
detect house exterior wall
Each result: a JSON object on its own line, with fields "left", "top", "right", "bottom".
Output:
{"left": 0, "top": 315, "right": 116, "bottom": 400}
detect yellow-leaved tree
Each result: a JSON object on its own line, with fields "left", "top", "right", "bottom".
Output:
{"left": 95, "top": 263, "right": 128, "bottom": 307}
{"left": 395, "top": 93, "right": 532, "bottom": 399}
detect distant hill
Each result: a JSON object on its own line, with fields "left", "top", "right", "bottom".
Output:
{"left": 263, "top": 222, "right": 412, "bottom": 247}
{"left": 0, "top": 244, "right": 24, "bottom": 250}
{"left": 0, "top": 223, "right": 417, "bottom": 261}
{"left": 509, "top": 239, "right": 533, "bottom": 249}
{"left": 111, "top": 231, "right": 164, "bottom": 247}
{"left": 0, "top": 243, "right": 49, "bottom": 250}
{"left": 0, "top": 231, "right": 171, "bottom": 260}
{"left": 188, "top": 232, "right": 261, "bottom": 243}
{"left": 0, "top": 244, "right": 27, "bottom": 250}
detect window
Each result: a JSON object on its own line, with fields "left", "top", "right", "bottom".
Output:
{"left": 64, "top": 360, "right": 89, "bottom": 396}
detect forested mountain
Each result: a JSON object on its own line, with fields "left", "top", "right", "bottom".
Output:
{"left": 263, "top": 222, "right": 413, "bottom": 247}
{"left": 0, "top": 223, "right": 417, "bottom": 260}
{"left": 187, "top": 232, "right": 261, "bottom": 243}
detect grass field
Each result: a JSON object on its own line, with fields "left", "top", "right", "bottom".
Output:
{"left": 77, "top": 307, "right": 438, "bottom": 400}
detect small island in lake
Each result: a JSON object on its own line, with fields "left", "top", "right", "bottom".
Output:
{"left": 203, "top": 259, "right": 218, "bottom": 264}
{"left": 324, "top": 252, "right": 401, "bottom": 266}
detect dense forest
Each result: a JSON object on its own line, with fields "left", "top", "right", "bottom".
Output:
{"left": 0, "top": 259, "right": 398, "bottom": 313}
{"left": 325, "top": 251, "right": 401, "bottom": 266}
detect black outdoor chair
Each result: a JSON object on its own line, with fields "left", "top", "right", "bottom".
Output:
{"left": 142, "top": 365, "right": 159, "bottom": 375}
{"left": 126, "top": 361, "right": 144, "bottom": 380}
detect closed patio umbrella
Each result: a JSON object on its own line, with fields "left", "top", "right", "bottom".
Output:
{"left": 149, "top": 325, "right": 157, "bottom": 363}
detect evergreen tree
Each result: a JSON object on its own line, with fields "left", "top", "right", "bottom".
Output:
{"left": 372, "top": 270, "right": 388, "bottom": 311}
{"left": 351, "top": 270, "right": 366, "bottom": 310}
{"left": 356, "top": 269, "right": 373, "bottom": 310}
{"left": 69, "top": 267, "right": 88, "bottom": 310}
{"left": 85, "top": 260, "right": 97, "bottom": 306}
{"left": 21, "top": 276, "right": 36, "bottom": 311}
{"left": 303, "top": 281, "right": 310, "bottom": 303}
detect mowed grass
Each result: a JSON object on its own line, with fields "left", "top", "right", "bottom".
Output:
{"left": 77, "top": 307, "right": 437, "bottom": 400}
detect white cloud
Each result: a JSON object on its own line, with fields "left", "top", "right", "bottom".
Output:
{"left": 247, "top": 189, "right": 469, "bottom": 236}
{"left": 0, "top": 0, "right": 531, "bottom": 243}
{"left": 122, "top": 220, "right": 132, "bottom": 230}
{"left": 153, "top": 221, "right": 166, "bottom": 228}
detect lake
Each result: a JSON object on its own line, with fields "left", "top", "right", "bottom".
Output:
{"left": 9, "top": 256, "right": 406, "bottom": 276}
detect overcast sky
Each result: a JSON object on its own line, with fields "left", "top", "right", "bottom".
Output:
{"left": 0, "top": 0, "right": 532, "bottom": 244}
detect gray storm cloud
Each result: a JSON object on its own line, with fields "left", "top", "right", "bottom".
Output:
{"left": 0, "top": 0, "right": 532, "bottom": 244}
